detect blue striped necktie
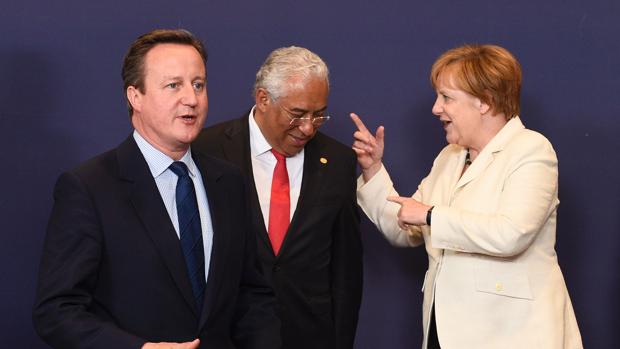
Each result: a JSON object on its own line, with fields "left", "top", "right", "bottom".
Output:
{"left": 169, "top": 161, "right": 206, "bottom": 313}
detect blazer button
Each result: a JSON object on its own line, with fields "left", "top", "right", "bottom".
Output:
{"left": 495, "top": 282, "right": 503, "bottom": 292}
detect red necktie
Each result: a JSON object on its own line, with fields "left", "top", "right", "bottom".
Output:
{"left": 268, "top": 149, "right": 290, "bottom": 255}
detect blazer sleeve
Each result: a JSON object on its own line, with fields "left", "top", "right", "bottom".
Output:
{"left": 33, "top": 171, "right": 145, "bottom": 349}
{"left": 430, "top": 134, "right": 559, "bottom": 257}
{"left": 330, "top": 153, "right": 363, "bottom": 349}
{"left": 357, "top": 164, "right": 425, "bottom": 247}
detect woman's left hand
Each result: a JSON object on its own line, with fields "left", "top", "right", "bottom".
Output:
{"left": 387, "top": 196, "right": 432, "bottom": 229}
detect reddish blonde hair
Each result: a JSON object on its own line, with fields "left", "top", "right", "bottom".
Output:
{"left": 430, "top": 44, "right": 522, "bottom": 119}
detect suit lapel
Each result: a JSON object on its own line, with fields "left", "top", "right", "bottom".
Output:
{"left": 454, "top": 148, "right": 494, "bottom": 190}
{"left": 116, "top": 136, "right": 198, "bottom": 317}
{"left": 454, "top": 116, "right": 526, "bottom": 190}
{"left": 279, "top": 135, "right": 328, "bottom": 256}
{"left": 192, "top": 152, "right": 228, "bottom": 330}
{"left": 221, "top": 116, "right": 273, "bottom": 252}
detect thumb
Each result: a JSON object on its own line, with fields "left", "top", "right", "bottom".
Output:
{"left": 186, "top": 339, "right": 200, "bottom": 349}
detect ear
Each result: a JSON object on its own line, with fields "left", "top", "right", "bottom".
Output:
{"left": 126, "top": 86, "right": 143, "bottom": 113}
{"left": 478, "top": 99, "right": 491, "bottom": 114}
{"left": 255, "top": 88, "right": 271, "bottom": 112}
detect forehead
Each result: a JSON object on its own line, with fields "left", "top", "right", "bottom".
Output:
{"left": 436, "top": 66, "right": 463, "bottom": 91}
{"left": 281, "top": 76, "right": 328, "bottom": 104}
{"left": 143, "top": 43, "right": 205, "bottom": 76}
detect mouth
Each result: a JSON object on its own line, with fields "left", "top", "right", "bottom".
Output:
{"left": 440, "top": 119, "right": 451, "bottom": 128}
{"left": 178, "top": 114, "right": 198, "bottom": 123}
{"left": 288, "top": 134, "right": 310, "bottom": 147}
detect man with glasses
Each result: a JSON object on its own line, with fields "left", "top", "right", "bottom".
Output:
{"left": 194, "top": 46, "right": 362, "bottom": 349}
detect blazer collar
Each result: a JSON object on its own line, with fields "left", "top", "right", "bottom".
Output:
{"left": 192, "top": 152, "right": 227, "bottom": 329}
{"left": 219, "top": 115, "right": 332, "bottom": 259}
{"left": 217, "top": 115, "right": 275, "bottom": 254}
{"left": 221, "top": 114, "right": 253, "bottom": 174}
{"left": 455, "top": 116, "right": 525, "bottom": 189}
{"left": 116, "top": 136, "right": 200, "bottom": 317}
{"left": 116, "top": 136, "right": 225, "bottom": 325}
{"left": 276, "top": 133, "right": 329, "bottom": 257}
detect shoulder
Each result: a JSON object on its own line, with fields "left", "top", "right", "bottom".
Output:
{"left": 51, "top": 143, "right": 126, "bottom": 202}
{"left": 309, "top": 131, "right": 356, "bottom": 161}
{"left": 505, "top": 127, "right": 557, "bottom": 162}
{"left": 193, "top": 150, "right": 245, "bottom": 183}
{"left": 67, "top": 147, "right": 121, "bottom": 183}
{"left": 198, "top": 117, "right": 244, "bottom": 141}
{"left": 194, "top": 117, "right": 245, "bottom": 154}
{"left": 195, "top": 151, "right": 240, "bottom": 174}
{"left": 433, "top": 143, "right": 462, "bottom": 164}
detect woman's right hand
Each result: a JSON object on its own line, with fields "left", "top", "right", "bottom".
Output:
{"left": 350, "top": 113, "right": 385, "bottom": 182}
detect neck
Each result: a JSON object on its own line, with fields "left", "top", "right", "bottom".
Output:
{"left": 133, "top": 128, "right": 189, "bottom": 161}
{"left": 468, "top": 112, "right": 508, "bottom": 161}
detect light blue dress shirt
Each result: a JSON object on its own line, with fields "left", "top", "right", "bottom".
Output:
{"left": 133, "top": 130, "right": 213, "bottom": 284}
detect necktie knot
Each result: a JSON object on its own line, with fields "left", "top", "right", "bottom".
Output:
{"left": 169, "top": 161, "right": 190, "bottom": 178}
{"left": 271, "top": 149, "right": 286, "bottom": 162}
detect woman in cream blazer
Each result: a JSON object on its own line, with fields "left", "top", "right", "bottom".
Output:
{"left": 351, "top": 45, "right": 582, "bottom": 348}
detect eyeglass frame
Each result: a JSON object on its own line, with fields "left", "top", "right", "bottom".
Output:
{"left": 270, "top": 95, "right": 330, "bottom": 128}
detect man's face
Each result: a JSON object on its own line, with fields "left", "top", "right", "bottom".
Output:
{"left": 255, "top": 76, "right": 328, "bottom": 157}
{"left": 129, "top": 43, "right": 207, "bottom": 159}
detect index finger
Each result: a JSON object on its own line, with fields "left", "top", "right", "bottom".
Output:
{"left": 386, "top": 196, "right": 409, "bottom": 205}
{"left": 350, "top": 113, "right": 370, "bottom": 133}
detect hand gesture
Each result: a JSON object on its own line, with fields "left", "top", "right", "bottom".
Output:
{"left": 387, "top": 196, "right": 431, "bottom": 229}
{"left": 350, "top": 113, "right": 385, "bottom": 181}
{"left": 142, "top": 339, "right": 200, "bottom": 349}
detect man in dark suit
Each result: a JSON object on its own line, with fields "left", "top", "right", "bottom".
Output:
{"left": 193, "top": 46, "right": 363, "bottom": 349}
{"left": 33, "top": 29, "right": 280, "bottom": 349}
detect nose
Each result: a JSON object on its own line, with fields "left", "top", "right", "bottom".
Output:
{"left": 182, "top": 85, "right": 198, "bottom": 107}
{"left": 431, "top": 96, "right": 442, "bottom": 116}
{"left": 297, "top": 119, "right": 315, "bottom": 136}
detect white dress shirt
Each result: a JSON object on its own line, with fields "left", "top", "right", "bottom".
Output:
{"left": 248, "top": 107, "right": 304, "bottom": 230}
{"left": 133, "top": 130, "right": 214, "bottom": 283}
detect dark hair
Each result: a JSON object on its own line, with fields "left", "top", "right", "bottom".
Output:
{"left": 430, "top": 44, "right": 522, "bottom": 119}
{"left": 121, "top": 29, "right": 207, "bottom": 116}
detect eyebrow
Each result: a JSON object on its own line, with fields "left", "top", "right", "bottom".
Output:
{"left": 289, "top": 105, "right": 328, "bottom": 113}
{"left": 161, "top": 75, "right": 206, "bottom": 81}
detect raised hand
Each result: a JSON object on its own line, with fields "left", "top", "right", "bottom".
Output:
{"left": 350, "top": 113, "right": 385, "bottom": 181}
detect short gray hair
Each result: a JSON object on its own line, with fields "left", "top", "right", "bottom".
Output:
{"left": 253, "top": 46, "right": 330, "bottom": 100}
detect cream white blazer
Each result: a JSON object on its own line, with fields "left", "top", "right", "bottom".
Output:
{"left": 357, "top": 117, "right": 582, "bottom": 349}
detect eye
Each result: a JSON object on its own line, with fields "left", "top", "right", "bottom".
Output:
{"left": 192, "top": 81, "right": 205, "bottom": 91}
{"left": 289, "top": 112, "right": 305, "bottom": 119}
{"left": 166, "top": 82, "right": 179, "bottom": 89}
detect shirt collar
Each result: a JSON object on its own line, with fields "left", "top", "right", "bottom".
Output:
{"left": 133, "top": 130, "right": 197, "bottom": 178}
{"left": 248, "top": 106, "right": 274, "bottom": 157}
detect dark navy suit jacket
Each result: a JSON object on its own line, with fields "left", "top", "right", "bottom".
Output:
{"left": 194, "top": 115, "right": 363, "bottom": 349}
{"left": 34, "top": 136, "right": 281, "bottom": 349}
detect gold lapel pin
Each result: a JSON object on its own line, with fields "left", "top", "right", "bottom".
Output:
{"left": 320, "top": 157, "right": 328, "bottom": 164}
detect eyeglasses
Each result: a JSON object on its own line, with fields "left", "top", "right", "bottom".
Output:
{"left": 275, "top": 101, "right": 330, "bottom": 128}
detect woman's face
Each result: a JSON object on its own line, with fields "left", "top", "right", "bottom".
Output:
{"left": 431, "top": 70, "right": 484, "bottom": 149}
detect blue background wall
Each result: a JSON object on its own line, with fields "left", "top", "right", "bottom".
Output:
{"left": 1, "top": 0, "right": 618, "bottom": 347}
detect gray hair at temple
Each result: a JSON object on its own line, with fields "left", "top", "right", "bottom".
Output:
{"left": 253, "top": 46, "right": 330, "bottom": 100}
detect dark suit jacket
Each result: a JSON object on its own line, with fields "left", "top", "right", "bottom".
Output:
{"left": 33, "top": 136, "right": 281, "bottom": 349}
{"left": 193, "top": 115, "right": 363, "bottom": 349}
